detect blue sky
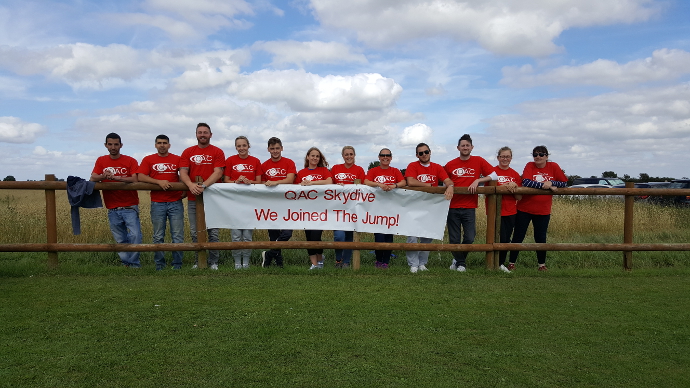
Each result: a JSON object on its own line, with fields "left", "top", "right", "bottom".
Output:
{"left": 1, "top": 0, "right": 689, "bottom": 181}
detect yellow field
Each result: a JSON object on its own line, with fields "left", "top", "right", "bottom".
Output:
{"left": 0, "top": 189, "right": 687, "bottom": 245}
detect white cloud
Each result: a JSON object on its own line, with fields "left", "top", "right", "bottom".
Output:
{"left": 253, "top": 40, "right": 367, "bottom": 66}
{"left": 502, "top": 49, "right": 690, "bottom": 88}
{"left": 0, "top": 117, "right": 46, "bottom": 143}
{"left": 399, "top": 123, "right": 433, "bottom": 146}
{"left": 0, "top": 44, "right": 250, "bottom": 90}
{"left": 228, "top": 70, "right": 403, "bottom": 112}
{"left": 483, "top": 82, "right": 690, "bottom": 177}
{"left": 309, "top": 0, "right": 659, "bottom": 56}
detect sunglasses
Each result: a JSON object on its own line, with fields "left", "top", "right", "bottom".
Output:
{"left": 532, "top": 152, "right": 548, "bottom": 157}
{"left": 379, "top": 154, "right": 392, "bottom": 158}
{"left": 417, "top": 150, "right": 430, "bottom": 156}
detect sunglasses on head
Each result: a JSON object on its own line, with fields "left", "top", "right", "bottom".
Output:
{"left": 417, "top": 150, "right": 430, "bottom": 156}
{"left": 532, "top": 152, "right": 547, "bottom": 157}
{"left": 379, "top": 153, "right": 392, "bottom": 158}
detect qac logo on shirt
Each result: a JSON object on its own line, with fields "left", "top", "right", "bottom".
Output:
{"left": 233, "top": 164, "right": 255, "bottom": 172}
{"left": 265, "top": 168, "right": 287, "bottom": 178}
{"left": 498, "top": 176, "right": 516, "bottom": 184}
{"left": 451, "top": 167, "right": 476, "bottom": 177}
{"left": 532, "top": 173, "right": 553, "bottom": 182}
{"left": 374, "top": 175, "right": 395, "bottom": 184}
{"left": 190, "top": 154, "right": 213, "bottom": 165}
{"left": 416, "top": 174, "right": 437, "bottom": 183}
{"left": 152, "top": 163, "right": 177, "bottom": 172}
{"left": 104, "top": 167, "right": 128, "bottom": 176}
{"left": 334, "top": 172, "right": 357, "bottom": 182}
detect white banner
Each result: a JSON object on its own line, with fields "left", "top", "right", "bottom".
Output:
{"left": 204, "top": 184, "right": 449, "bottom": 239}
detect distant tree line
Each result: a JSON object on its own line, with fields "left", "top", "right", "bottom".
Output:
{"left": 564, "top": 170, "right": 684, "bottom": 186}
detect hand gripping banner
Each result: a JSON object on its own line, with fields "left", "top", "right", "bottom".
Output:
{"left": 204, "top": 184, "right": 450, "bottom": 239}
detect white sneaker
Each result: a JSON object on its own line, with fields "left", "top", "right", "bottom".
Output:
{"left": 317, "top": 261, "right": 324, "bottom": 269}
{"left": 410, "top": 266, "right": 418, "bottom": 273}
{"left": 309, "top": 264, "right": 319, "bottom": 270}
{"left": 210, "top": 264, "right": 218, "bottom": 270}
{"left": 235, "top": 264, "right": 242, "bottom": 269}
{"left": 242, "top": 263, "right": 250, "bottom": 269}
{"left": 456, "top": 265, "right": 466, "bottom": 272}
{"left": 449, "top": 259, "right": 457, "bottom": 270}
{"left": 419, "top": 265, "right": 428, "bottom": 271}
{"left": 192, "top": 264, "right": 198, "bottom": 269}
{"left": 499, "top": 264, "right": 511, "bottom": 273}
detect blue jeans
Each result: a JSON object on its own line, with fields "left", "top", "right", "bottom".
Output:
{"left": 187, "top": 200, "right": 220, "bottom": 266}
{"left": 107, "top": 206, "right": 142, "bottom": 267}
{"left": 334, "top": 230, "right": 354, "bottom": 264}
{"left": 151, "top": 200, "right": 184, "bottom": 270}
{"left": 446, "top": 207, "right": 476, "bottom": 267}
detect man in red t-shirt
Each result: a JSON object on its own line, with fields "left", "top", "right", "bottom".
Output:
{"left": 179, "top": 123, "right": 226, "bottom": 270}
{"left": 443, "top": 134, "right": 497, "bottom": 272}
{"left": 91, "top": 132, "right": 142, "bottom": 268}
{"left": 260, "top": 137, "right": 296, "bottom": 268}
{"left": 404, "top": 142, "right": 454, "bottom": 273}
{"left": 137, "top": 134, "right": 184, "bottom": 270}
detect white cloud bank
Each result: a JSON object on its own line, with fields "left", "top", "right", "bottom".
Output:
{"left": 399, "top": 123, "right": 433, "bottom": 146}
{"left": 309, "top": 0, "right": 659, "bottom": 56}
{"left": 253, "top": 40, "right": 367, "bottom": 66}
{"left": 0, "top": 117, "right": 46, "bottom": 143}
{"left": 502, "top": 49, "right": 690, "bottom": 88}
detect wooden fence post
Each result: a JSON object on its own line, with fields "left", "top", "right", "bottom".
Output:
{"left": 623, "top": 182, "right": 634, "bottom": 270}
{"left": 485, "top": 181, "right": 497, "bottom": 270}
{"left": 195, "top": 176, "right": 208, "bottom": 268}
{"left": 45, "top": 174, "right": 58, "bottom": 268}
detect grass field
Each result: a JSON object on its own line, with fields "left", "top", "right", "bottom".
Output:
{"left": 1, "top": 190, "right": 689, "bottom": 387}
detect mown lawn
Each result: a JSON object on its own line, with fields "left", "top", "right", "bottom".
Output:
{"left": 1, "top": 263, "right": 689, "bottom": 388}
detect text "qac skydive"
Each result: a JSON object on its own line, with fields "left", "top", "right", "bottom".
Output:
{"left": 284, "top": 188, "right": 376, "bottom": 205}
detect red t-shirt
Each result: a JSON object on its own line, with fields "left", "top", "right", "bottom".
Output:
{"left": 295, "top": 166, "right": 333, "bottom": 184}
{"left": 517, "top": 161, "right": 567, "bottom": 215}
{"left": 180, "top": 144, "right": 226, "bottom": 201}
{"left": 485, "top": 166, "right": 522, "bottom": 216}
{"left": 444, "top": 156, "right": 494, "bottom": 209}
{"left": 405, "top": 161, "right": 449, "bottom": 187}
{"left": 137, "top": 153, "right": 183, "bottom": 203}
{"left": 366, "top": 166, "right": 404, "bottom": 185}
{"left": 331, "top": 164, "right": 365, "bottom": 185}
{"left": 92, "top": 154, "right": 140, "bottom": 209}
{"left": 261, "top": 157, "right": 297, "bottom": 182}
{"left": 224, "top": 154, "right": 263, "bottom": 182}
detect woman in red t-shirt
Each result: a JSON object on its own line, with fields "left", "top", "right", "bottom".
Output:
{"left": 487, "top": 147, "right": 522, "bottom": 273}
{"left": 295, "top": 147, "right": 333, "bottom": 270}
{"left": 364, "top": 148, "right": 406, "bottom": 269}
{"left": 223, "top": 136, "right": 263, "bottom": 269}
{"left": 508, "top": 145, "right": 567, "bottom": 271}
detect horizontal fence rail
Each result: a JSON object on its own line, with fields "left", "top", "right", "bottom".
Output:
{"left": 2, "top": 175, "right": 689, "bottom": 270}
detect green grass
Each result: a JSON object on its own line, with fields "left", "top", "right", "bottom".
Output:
{"left": 2, "top": 262, "right": 690, "bottom": 387}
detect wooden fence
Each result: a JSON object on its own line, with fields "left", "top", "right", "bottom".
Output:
{"left": 2, "top": 174, "right": 689, "bottom": 270}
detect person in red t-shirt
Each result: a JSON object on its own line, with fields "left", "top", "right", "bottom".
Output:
{"left": 90, "top": 132, "right": 142, "bottom": 268}
{"left": 295, "top": 147, "right": 333, "bottom": 270}
{"left": 137, "top": 134, "right": 184, "bottom": 270}
{"left": 483, "top": 146, "right": 522, "bottom": 273}
{"left": 224, "top": 135, "right": 263, "bottom": 269}
{"left": 443, "top": 134, "right": 498, "bottom": 272}
{"left": 404, "top": 142, "right": 454, "bottom": 273}
{"left": 260, "top": 137, "right": 296, "bottom": 268}
{"left": 331, "top": 146, "right": 366, "bottom": 268}
{"left": 179, "top": 123, "right": 226, "bottom": 270}
{"left": 365, "top": 148, "right": 406, "bottom": 269}
{"left": 508, "top": 145, "right": 567, "bottom": 271}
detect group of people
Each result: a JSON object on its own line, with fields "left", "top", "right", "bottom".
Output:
{"left": 91, "top": 123, "right": 567, "bottom": 272}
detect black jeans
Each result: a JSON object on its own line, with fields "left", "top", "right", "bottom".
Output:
{"left": 304, "top": 230, "right": 324, "bottom": 255}
{"left": 498, "top": 214, "right": 516, "bottom": 266}
{"left": 265, "top": 229, "right": 293, "bottom": 267}
{"left": 374, "top": 233, "right": 393, "bottom": 264}
{"left": 509, "top": 211, "right": 551, "bottom": 265}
